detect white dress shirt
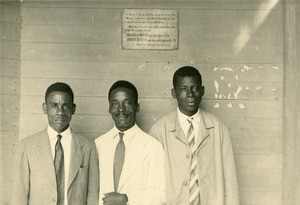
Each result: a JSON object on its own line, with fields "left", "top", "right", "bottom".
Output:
{"left": 47, "top": 125, "right": 72, "bottom": 205}
{"left": 177, "top": 108, "right": 201, "bottom": 143}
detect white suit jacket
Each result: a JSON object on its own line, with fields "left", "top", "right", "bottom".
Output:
{"left": 95, "top": 125, "right": 165, "bottom": 205}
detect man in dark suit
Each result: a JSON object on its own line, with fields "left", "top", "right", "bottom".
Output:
{"left": 11, "top": 82, "right": 99, "bottom": 205}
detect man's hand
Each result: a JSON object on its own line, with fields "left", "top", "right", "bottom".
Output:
{"left": 103, "top": 192, "right": 128, "bottom": 205}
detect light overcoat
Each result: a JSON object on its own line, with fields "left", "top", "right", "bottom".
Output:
{"left": 149, "top": 109, "right": 239, "bottom": 205}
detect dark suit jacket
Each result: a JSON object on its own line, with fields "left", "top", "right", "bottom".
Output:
{"left": 11, "top": 129, "right": 99, "bottom": 205}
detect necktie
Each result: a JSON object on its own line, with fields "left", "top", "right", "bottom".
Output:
{"left": 187, "top": 119, "right": 200, "bottom": 205}
{"left": 113, "top": 132, "right": 125, "bottom": 192}
{"left": 54, "top": 134, "right": 64, "bottom": 205}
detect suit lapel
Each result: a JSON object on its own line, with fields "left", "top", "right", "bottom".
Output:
{"left": 171, "top": 111, "right": 189, "bottom": 146}
{"left": 35, "top": 130, "right": 56, "bottom": 188}
{"left": 195, "top": 109, "right": 214, "bottom": 151}
{"left": 195, "top": 125, "right": 210, "bottom": 152}
{"left": 170, "top": 109, "right": 212, "bottom": 151}
{"left": 174, "top": 126, "right": 189, "bottom": 145}
{"left": 118, "top": 130, "right": 147, "bottom": 191}
{"left": 67, "top": 133, "right": 85, "bottom": 189}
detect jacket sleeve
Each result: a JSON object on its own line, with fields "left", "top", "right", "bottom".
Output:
{"left": 125, "top": 142, "right": 166, "bottom": 205}
{"left": 221, "top": 125, "right": 240, "bottom": 205}
{"left": 10, "top": 140, "right": 30, "bottom": 205}
{"left": 87, "top": 142, "right": 100, "bottom": 205}
{"left": 149, "top": 122, "right": 165, "bottom": 146}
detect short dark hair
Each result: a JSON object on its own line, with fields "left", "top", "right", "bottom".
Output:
{"left": 108, "top": 80, "right": 138, "bottom": 104}
{"left": 45, "top": 82, "right": 74, "bottom": 103}
{"left": 173, "top": 66, "right": 202, "bottom": 88}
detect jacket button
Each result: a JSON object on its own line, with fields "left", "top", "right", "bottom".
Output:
{"left": 183, "top": 179, "right": 189, "bottom": 186}
{"left": 185, "top": 154, "right": 190, "bottom": 159}
{"left": 52, "top": 199, "right": 56, "bottom": 203}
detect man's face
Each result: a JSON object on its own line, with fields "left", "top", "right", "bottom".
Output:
{"left": 109, "top": 87, "right": 139, "bottom": 132}
{"left": 172, "top": 76, "right": 204, "bottom": 116}
{"left": 42, "top": 91, "right": 76, "bottom": 133}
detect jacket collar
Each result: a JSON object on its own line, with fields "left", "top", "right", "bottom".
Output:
{"left": 111, "top": 124, "right": 138, "bottom": 142}
{"left": 168, "top": 108, "right": 214, "bottom": 147}
{"left": 67, "top": 132, "right": 85, "bottom": 189}
{"left": 35, "top": 128, "right": 85, "bottom": 191}
{"left": 117, "top": 127, "right": 148, "bottom": 191}
{"left": 169, "top": 108, "right": 214, "bottom": 131}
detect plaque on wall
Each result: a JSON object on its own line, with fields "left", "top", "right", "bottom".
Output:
{"left": 122, "top": 9, "right": 178, "bottom": 50}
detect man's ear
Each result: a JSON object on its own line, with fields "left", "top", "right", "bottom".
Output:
{"left": 72, "top": 103, "right": 76, "bottom": 114}
{"left": 171, "top": 88, "right": 176, "bottom": 98}
{"left": 201, "top": 86, "right": 205, "bottom": 96}
{"left": 136, "top": 103, "right": 140, "bottom": 112}
{"left": 42, "top": 103, "right": 47, "bottom": 114}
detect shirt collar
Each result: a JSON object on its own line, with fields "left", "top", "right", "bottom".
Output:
{"left": 177, "top": 107, "right": 201, "bottom": 125}
{"left": 47, "top": 125, "right": 72, "bottom": 141}
{"left": 112, "top": 124, "right": 138, "bottom": 141}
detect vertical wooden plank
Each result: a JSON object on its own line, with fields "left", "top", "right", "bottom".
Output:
{"left": 282, "top": 0, "right": 300, "bottom": 204}
{"left": 0, "top": 2, "right": 21, "bottom": 205}
{"left": 296, "top": 3, "right": 300, "bottom": 204}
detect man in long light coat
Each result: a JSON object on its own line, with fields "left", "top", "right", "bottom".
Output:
{"left": 149, "top": 66, "right": 239, "bottom": 205}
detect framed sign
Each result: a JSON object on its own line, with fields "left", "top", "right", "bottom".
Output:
{"left": 122, "top": 9, "right": 178, "bottom": 50}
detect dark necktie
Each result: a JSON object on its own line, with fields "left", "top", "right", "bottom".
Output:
{"left": 187, "top": 119, "right": 200, "bottom": 205}
{"left": 54, "top": 134, "right": 64, "bottom": 205}
{"left": 113, "top": 132, "right": 125, "bottom": 192}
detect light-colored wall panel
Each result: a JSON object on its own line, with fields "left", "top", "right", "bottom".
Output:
{"left": 232, "top": 135, "right": 281, "bottom": 155}
{"left": 235, "top": 154, "right": 282, "bottom": 173}
{"left": 20, "top": 61, "right": 283, "bottom": 81}
{"left": 0, "top": 22, "right": 21, "bottom": 41}
{"left": 0, "top": 77, "right": 20, "bottom": 95}
{"left": 22, "top": 24, "right": 121, "bottom": 43}
{"left": 14, "top": 1, "right": 284, "bottom": 205}
{"left": 0, "top": 131, "right": 18, "bottom": 149}
{"left": 0, "top": 59, "right": 20, "bottom": 76}
{"left": 21, "top": 42, "right": 282, "bottom": 64}
{"left": 0, "top": 2, "right": 21, "bottom": 205}
{"left": 21, "top": 7, "right": 120, "bottom": 26}
{"left": 239, "top": 191, "right": 281, "bottom": 205}
{"left": 1, "top": 95, "right": 20, "bottom": 130}
{"left": 21, "top": 9, "right": 282, "bottom": 46}
{"left": 238, "top": 173, "right": 281, "bottom": 191}
{"left": 0, "top": 3, "right": 22, "bottom": 23}
{"left": 0, "top": 41, "right": 20, "bottom": 59}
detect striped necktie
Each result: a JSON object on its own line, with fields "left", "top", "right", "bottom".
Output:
{"left": 113, "top": 132, "right": 125, "bottom": 192}
{"left": 54, "top": 134, "right": 64, "bottom": 205}
{"left": 187, "top": 119, "right": 200, "bottom": 205}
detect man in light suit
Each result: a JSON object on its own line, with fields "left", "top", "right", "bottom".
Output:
{"left": 149, "top": 66, "right": 239, "bottom": 205}
{"left": 95, "top": 80, "right": 165, "bottom": 205}
{"left": 11, "top": 82, "right": 99, "bottom": 205}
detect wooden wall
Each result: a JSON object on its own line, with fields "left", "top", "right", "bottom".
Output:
{"left": 0, "top": 1, "right": 21, "bottom": 204}
{"left": 282, "top": 1, "right": 300, "bottom": 205}
{"left": 2, "top": 0, "right": 286, "bottom": 204}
